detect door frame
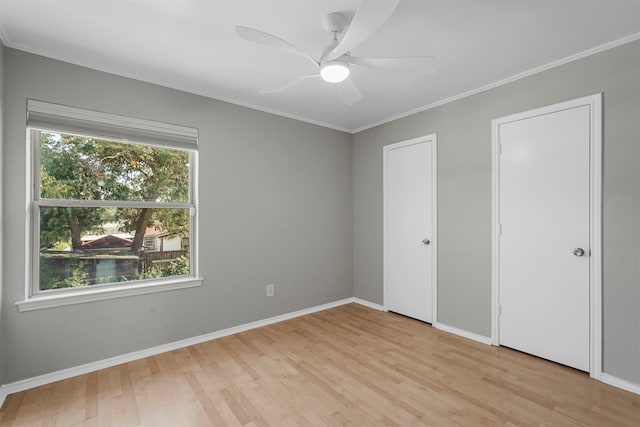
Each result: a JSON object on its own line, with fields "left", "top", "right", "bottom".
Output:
{"left": 383, "top": 133, "right": 438, "bottom": 323}
{"left": 491, "top": 94, "right": 602, "bottom": 378}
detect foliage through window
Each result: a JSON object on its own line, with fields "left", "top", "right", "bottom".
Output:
{"left": 29, "top": 103, "right": 197, "bottom": 295}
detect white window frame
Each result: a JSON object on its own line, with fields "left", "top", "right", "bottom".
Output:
{"left": 17, "top": 100, "right": 202, "bottom": 312}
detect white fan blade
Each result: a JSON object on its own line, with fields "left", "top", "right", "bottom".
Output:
{"left": 345, "top": 56, "right": 437, "bottom": 74}
{"left": 338, "top": 78, "right": 363, "bottom": 106}
{"left": 259, "top": 75, "right": 319, "bottom": 94}
{"left": 236, "top": 26, "right": 318, "bottom": 67}
{"left": 323, "top": 0, "right": 400, "bottom": 62}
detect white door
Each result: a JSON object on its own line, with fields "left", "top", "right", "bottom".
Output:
{"left": 384, "top": 135, "right": 436, "bottom": 323}
{"left": 495, "top": 97, "right": 600, "bottom": 372}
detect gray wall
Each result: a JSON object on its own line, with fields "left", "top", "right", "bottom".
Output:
{"left": 353, "top": 40, "right": 640, "bottom": 384}
{"left": 1, "top": 48, "right": 353, "bottom": 383}
{"left": 0, "top": 38, "right": 5, "bottom": 385}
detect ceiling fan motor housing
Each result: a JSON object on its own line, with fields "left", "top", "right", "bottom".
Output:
{"left": 323, "top": 12, "right": 348, "bottom": 34}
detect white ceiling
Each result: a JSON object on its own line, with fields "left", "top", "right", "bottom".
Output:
{"left": 1, "top": 0, "right": 639, "bottom": 133}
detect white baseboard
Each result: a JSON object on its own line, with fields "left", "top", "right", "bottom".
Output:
{"left": 352, "top": 297, "right": 386, "bottom": 311}
{"left": 600, "top": 373, "right": 640, "bottom": 395}
{"left": 0, "top": 297, "right": 355, "bottom": 408}
{"left": 434, "top": 322, "right": 493, "bottom": 345}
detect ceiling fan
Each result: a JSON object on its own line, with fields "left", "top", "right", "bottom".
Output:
{"left": 235, "top": 0, "right": 437, "bottom": 106}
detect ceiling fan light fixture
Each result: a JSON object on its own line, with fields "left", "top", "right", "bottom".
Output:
{"left": 320, "top": 60, "right": 350, "bottom": 83}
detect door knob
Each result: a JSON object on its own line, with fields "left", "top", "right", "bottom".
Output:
{"left": 422, "top": 238, "right": 431, "bottom": 245}
{"left": 573, "top": 248, "right": 585, "bottom": 257}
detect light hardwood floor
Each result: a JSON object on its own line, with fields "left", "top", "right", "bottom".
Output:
{"left": 1, "top": 303, "right": 639, "bottom": 426}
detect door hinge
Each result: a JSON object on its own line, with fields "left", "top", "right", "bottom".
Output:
{"left": 498, "top": 224, "right": 502, "bottom": 235}
{"left": 498, "top": 304, "right": 502, "bottom": 316}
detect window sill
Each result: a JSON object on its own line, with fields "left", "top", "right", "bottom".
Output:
{"left": 16, "top": 277, "right": 203, "bottom": 312}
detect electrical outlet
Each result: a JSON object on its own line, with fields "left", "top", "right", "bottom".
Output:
{"left": 266, "top": 283, "right": 275, "bottom": 297}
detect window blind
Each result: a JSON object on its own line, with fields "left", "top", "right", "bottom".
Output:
{"left": 27, "top": 100, "right": 198, "bottom": 150}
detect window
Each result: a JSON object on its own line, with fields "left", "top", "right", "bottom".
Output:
{"left": 143, "top": 236, "right": 157, "bottom": 251}
{"left": 19, "top": 100, "right": 200, "bottom": 311}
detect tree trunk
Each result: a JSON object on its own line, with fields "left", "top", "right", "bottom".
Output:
{"left": 130, "top": 208, "right": 154, "bottom": 254}
{"left": 69, "top": 216, "right": 83, "bottom": 252}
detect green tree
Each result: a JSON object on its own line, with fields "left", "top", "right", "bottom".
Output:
{"left": 40, "top": 134, "right": 107, "bottom": 251}
{"left": 95, "top": 143, "right": 190, "bottom": 254}
{"left": 39, "top": 132, "right": 190, "bottom": 253}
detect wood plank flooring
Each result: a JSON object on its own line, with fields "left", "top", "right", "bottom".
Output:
{"left": 1, "top": 303, "right": 639, "bottom": 426}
